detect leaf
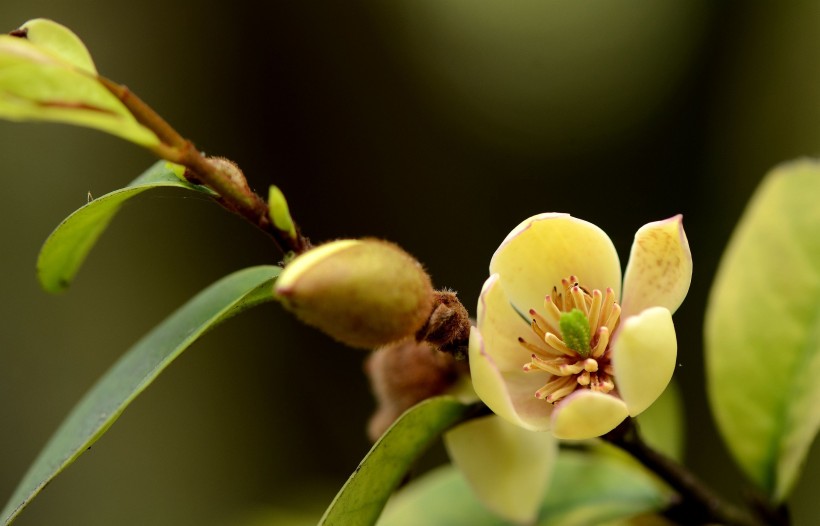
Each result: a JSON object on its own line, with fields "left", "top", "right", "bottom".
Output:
{"left": 37, "top": 160, "right": 215, "bottom": 293}
{"left": 1, "top": 265, "right": 280, "bottom": 526}
{"left": 378, "top": 467, "right": 504, "bottom": 526}
{"left": 378, "top": 445, "right": 672, "bottom": 526}
{"left": 0, "top": 22, "right": 159, "bottom": 146}
{"left": 16, "top": 19, "right": 97, "bottom": 73}
{"left": 318, "top": 397, "right": 476, "bottom": 526}
{"left": 636, "top": 379, "right": 684, "bottom": 462}
{"left": 706, "top": 159, "right": 820, "bottom": 502}
{"left": 535, "top": 444, "right": 672, "bottom": 526}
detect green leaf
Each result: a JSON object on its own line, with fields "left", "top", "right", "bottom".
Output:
{"left": 16, "top": 19, "right": 97, "bottom": 74}
{"left": 37, "top": 160, "right": 214, "bottom": 293}
{"left": 636, "top": 379, "right": 684, "bottom": 462}
{"left": 378, "top": 445, "right": 672, "bottom": 526}
{"left": 1, "top": 265, "right": 280, "bottom": 526}
{"left": 706, "top": 159, "right": 820, "bottom": 502}
{"left": 0, "top": 25, "right": 159, "bottom": 146}
{"left": 318, "top": 397, "right": 476, "bottom": 526}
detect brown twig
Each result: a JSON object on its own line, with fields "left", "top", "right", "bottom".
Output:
{"left": 603, "top": 419, "right": 779, "bottom": 526}
{"left": 98, "top": 75, "right": 311, "bottom": 255}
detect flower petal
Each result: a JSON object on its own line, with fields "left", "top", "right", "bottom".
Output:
{"left": 444, "top": 415, "right": 556, "bottom": 524}
{"left": 472, "top": 274, "right": 556, "bottom": 430}
{"left": 620, "top": 215, "right": 692, "bottom": 318}
{"left": 490, "top": 214, "right": 622, "bottom": 314}
{"left": 470, "top": 327, "right": 553, "bottom": 431}
{"left": 551, "top": 390, "right": 629, "bottom": 440}
{"left": 475, "top": 274, "right": 535, "bottom": 371}
{"left": 611, "top": 306, "right": 677, "bottom": 417}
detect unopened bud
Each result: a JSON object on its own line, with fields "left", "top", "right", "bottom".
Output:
{"left": 365, "top": 339, "right": 467, "bottom": 441}
{"left": 206, "top": 157, "right": 251, "bottom": 196}
{"left": 267, "top": 185, "right": 297, "bottom": 240}
{"left": 274, "top": 239, "right": 434, "bottom": 349}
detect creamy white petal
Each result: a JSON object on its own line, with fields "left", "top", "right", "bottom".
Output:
{"left": 490, "top": 214, "right": 622, "bottom": 313}
{"left": 469, "top": 327, "right": 553, "bottom": 431}
{"left": 476, "top": 274, "right": 537, "bottom": 372}
{"left": 445, "top": 415, "right": 556, "bottom": 524}
{"left": 620, "top": 215, "right": 692, "bottom": 319}
{"left": 551, "top": 390, "right": 629, "bottom": 440}
{"left": 611, "top": 307, "right": 677, "bottom": 417}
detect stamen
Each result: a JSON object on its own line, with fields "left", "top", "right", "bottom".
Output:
{"left": 589, "top": 373, "right": 601, "bottom": 391}
{"left": 571, "top": 286, "right": 588, "bottom": 316}
{"left": 535, "top": 375, "right": 574, "bottom": 400}
{"left": 544, "top": 333, "right": 578, "bottom": 357}
{"left": 597, "top": 375, "right": 615, "bottom": 393}
{"left": 518, "top": 337, "right": 562, "bottom": 358}
{"left": 583, "top": 358, "right": 598, "bottom": 372}
{"left": 559, "top": 361, "right": 585, "bottom": 375}
{"left": 524, "top": 276, "right": 622, "bottom": 406}
{"left": 542, "top": 296, "right": 563, "bottom": 330}
{"left": 525, "top": 354, "right": 568, "bottom": 375}
{"left": 588, "top": 289, "right": 603, "bottom": 333}
{"left": 530, "top": 319, "right": 546, "bottom": 340}
{"left": 531, "top": 307, "right": 560, "bottom": 336}
{"left": 591, "top": 326, "right": 610, "bottom": 359}
{"left": 599, "top": 288, "right": 615, "bottom": 325}
{"left": 551, "top": 286, "right": 564, "bottom": 311}
{"left": 589, "top": 373, "right": 615, "bottom": 393}
{"left": 561, "top": 276, "right": 578, "bottom": 300}
{"left": 604, "top": 303, "right": 622, "bottom": 334}
{"left": 545, "top": 376, "right": 579, "bottom": 403}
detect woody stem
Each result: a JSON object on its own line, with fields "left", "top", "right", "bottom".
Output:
{"left": 602, "top": 419, "right": 786, "bottom": 526}
{"left": 98, "top": 75, "right": 311, "bottom": 255}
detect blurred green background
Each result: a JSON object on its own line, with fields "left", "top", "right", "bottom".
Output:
{"left": 2, "top": 1, "right": 820, "bottom": 525}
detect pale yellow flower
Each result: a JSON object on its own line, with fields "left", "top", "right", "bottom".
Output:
{"left": 470, "top": 213, "right": 691, "bottom": 440}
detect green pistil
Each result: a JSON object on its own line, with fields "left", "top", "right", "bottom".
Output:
{"left": 559, "top": 308, "right": 591, "bottom": 358}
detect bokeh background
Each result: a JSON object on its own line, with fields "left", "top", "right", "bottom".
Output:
{"left": 2, "top": 1, "right": 820, "bottom": 524}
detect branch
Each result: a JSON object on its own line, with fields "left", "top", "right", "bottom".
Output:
{"left": 99, "top": 76, "right": 311, "bottom": 255}
{"left": 603, "top": 419, "right": 783, "bottom": 526}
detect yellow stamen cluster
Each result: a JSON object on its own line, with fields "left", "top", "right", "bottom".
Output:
{"left": 519, "top": 276, "right": 622, "bottom": 404}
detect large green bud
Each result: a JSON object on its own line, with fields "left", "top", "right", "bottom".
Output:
{"left": 274, "top": 239, "right": 435, "bottom": 349}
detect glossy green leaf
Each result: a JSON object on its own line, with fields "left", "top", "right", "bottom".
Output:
{"left": 378, "top": 445, "right": 672, "bottom": 526}
{"left": 0, "top": 22, "right": 159, "bottom": 146}
{"left": 319, "top": 397, "right": 476, "bottom": 526}
{"left": 37, "top": 160, "right": 214, "bottom": 293}
{"left": 1, "top": 265, "right": 280, "bottom": 526}
{"left": 706, "top": 159, "right": 820, "bottom": 502}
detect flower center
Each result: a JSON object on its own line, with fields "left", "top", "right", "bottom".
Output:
{"left": 518, "top": 275, "right": 622, "bottom": 404}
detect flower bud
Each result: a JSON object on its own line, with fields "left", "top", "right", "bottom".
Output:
{"left": 274, "top": 239, "right": 435, "bottom": 348}
{"left": 365, "top": 339, "right": 466, "bottom": 441}
{"left": 267, "top": 185, "right": 297, "bottom": 240}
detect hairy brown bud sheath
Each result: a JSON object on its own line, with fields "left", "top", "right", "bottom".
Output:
{"left": 365, "top": 339, "right": 467, "bottom": 441}
{"left": 274, "top": 239, "right": 434, "bottom": 349}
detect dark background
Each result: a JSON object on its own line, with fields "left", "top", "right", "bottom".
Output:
{"left": 2, "top": 1, "right": 820, "bottom": 525}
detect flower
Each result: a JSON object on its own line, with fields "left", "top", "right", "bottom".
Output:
{"left": 470, "top": 213, "right": 691, "bottom": 440}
